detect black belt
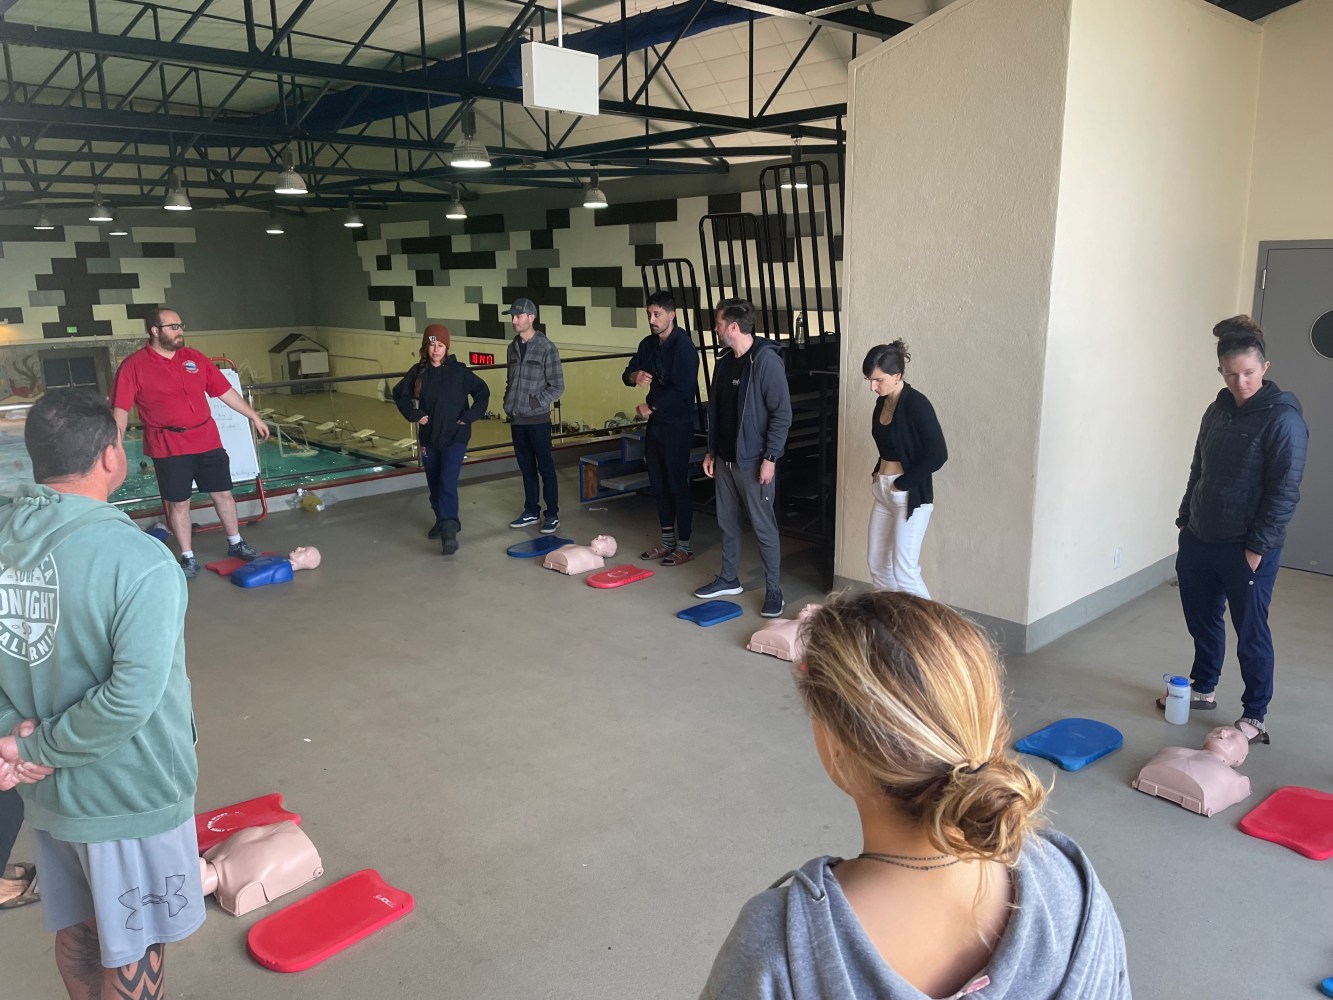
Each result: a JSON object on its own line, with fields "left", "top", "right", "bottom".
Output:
{"left": 156, "top": 418, "right": 211, "bottom": 434}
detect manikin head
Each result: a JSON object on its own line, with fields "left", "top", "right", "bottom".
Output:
{"left": 288, "top": 546, "right": 321, "bottom": 571}
{"left": 589, "top": 535, "right": 617, "bottom": 557}
{"left": 1202, "top": 726, "right": 1249, "bottom": 768}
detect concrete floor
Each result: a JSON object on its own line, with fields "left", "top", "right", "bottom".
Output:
{"left": 4, "top": 469, "right": 1331, "bottom": 999}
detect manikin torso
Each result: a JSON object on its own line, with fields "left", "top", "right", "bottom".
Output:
{"left": 544, "top": 535, "right": 617, "bottom": 574}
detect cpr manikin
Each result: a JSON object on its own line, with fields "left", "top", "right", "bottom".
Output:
{"left": 1132, "top": 725, "right": 1253, "bottom": 817}
{"left": 543, "top": 535, "right": 617, "bottom": 575}
{"left": 199, "top": 820, "right": 324, "bottom": 915}
{"left": 231, "top": 545, "right": 322, "bottom": 588}
{"left": 747, "top": 604, "right": 822, "bottom": 662}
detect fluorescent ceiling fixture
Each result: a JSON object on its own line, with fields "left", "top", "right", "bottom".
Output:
{"left": 275, "top": 150, "right": 308, "bottom": 195}
{"left": 88, "top": 188, "right": 113, "bottom": 222}
{"left": 781, "top": 143, "right": 809, "bottom": 190}
{"left": 266, "top": 213, "right": 286, "bottom": 235}
{"left": 108, "top": 213, "right": 129, "bottom": 237}
{"left": 450, "top": 109, "right": 491, "bottom": 169}
{"left": 446, "top": 188, "right": 467, "bottom": 220}
{"left": 33, "top": 206, "right": 55, "bottom": 230}
{"left": 582, "top": 171, "right": 608, "bottom": 210}
{"left": 343, "top": 204, "right": 364, "bottom": 228}
{"left": 163, "top": 173, "right": 192, "bottom": 211}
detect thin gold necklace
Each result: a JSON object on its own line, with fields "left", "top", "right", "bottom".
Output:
{"left": 858, "top": 851, "right": 960, "bottom": 872}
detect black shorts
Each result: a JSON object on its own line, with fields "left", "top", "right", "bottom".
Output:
{"left": 153, "top": 448, "right": 233, "bottom": 502}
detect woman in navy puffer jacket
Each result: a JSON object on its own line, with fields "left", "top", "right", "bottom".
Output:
{"left": 1171, "top": 316, "right": 1308, "bottom": 745}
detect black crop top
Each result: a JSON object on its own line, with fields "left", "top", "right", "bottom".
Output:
{"left": 872, "top": 396, "right": 901, "bottom": 463}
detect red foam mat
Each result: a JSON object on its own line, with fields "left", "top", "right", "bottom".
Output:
{"left": 195, "top": 793, "right": 301, "bottom": 854}
{"left": 586, "top": 564, "right": 654, "bottom": 589}
{"left": 206, "top": 553, "right": 279, "bottom": 576}
{"left": 1238, "top": 786, "right": 1333, "bottom": 860}
{"left": 247, "top": 869, "right": 414, "bottom": 973}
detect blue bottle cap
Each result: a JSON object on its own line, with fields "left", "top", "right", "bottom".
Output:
{"left": 1164, "top": 674, "right": 1190, "bottom": 687}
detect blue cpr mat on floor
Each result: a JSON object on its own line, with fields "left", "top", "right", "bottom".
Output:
{"left": 506, "top": 536, "right": 574, "bottom": 558}
{"left": 1014, "top": 718, "right": 1122, "bottom": 772}
{"left": 676, "top": 601, "right": 744, "bottom": 627}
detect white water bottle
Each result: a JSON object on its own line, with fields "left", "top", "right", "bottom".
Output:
{"left": 1162, "top": 674, "right": 1190, "bottom": 725}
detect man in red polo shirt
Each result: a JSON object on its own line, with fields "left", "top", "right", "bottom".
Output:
{"left": 111, "top": 307, "right": 271, "bottom": 579}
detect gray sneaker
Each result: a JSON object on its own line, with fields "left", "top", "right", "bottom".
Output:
{"left": 761, "top": 589, "right": 785, "bottom": 618}
{"left": 179, "top": 555, "right": 200, "bottom": 580}
{"left": 227, "top": 538, "right": 261, "bottom": 561}
{"left": 694, "top": 576, "right": 743, "bottom": 599}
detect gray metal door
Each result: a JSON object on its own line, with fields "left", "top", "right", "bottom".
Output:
{"left": 1254, "top": 243, "right": 1333, "bottom": 574}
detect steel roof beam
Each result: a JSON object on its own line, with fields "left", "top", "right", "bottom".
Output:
{"left": 712, "top": 0, "right": 910, "bottom": 38}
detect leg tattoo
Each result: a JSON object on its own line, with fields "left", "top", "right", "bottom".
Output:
{"left": 107, "top": 943, "right": 165, "bottom": 999}
{"left": 55, "top": 921, "right": 104, "bottom": 1000}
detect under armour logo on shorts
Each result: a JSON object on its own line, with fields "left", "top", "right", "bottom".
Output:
{"left": 119, "top": 874, "right": 189, "bottom": 930}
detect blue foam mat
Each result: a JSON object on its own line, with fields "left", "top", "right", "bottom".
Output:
{"left": 1014, "top": 718, "right": 1123, "bottom": 772}
{"left": 676, "top": 600, "right": 744, "bottom": 627}
{"left": 506, "top": 536, "right": 575, "bottom": 558}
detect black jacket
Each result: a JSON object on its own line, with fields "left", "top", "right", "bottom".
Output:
{"left": 392, "top": 357, "right": 490, "bottom": 451}
{"left": 870, "top": 382, "right": 948, "bottom": 519}
{"left": 621, "top": 325, "right": 700, "bottom": 425}
{"left": 1177, "top": 380, "right": 1307, "bottom": 555}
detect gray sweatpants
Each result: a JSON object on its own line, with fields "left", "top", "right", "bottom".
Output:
{"left": 715, "top": 459, "right": 782, "bottom": 591}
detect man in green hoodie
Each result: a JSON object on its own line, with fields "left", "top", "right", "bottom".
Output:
{"left": 0, "top": 388, "right": 202, "bottom": 999}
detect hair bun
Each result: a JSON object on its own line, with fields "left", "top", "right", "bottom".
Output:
{"left": 1212, "top": 315, "right": 1263, "bottom": 341}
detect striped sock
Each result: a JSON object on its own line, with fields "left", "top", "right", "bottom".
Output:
{"left": 677, "top": 537, "right": 692, "bottom": 555}
{"left": 661, "top": 528, "right": 678, "bottom": 551}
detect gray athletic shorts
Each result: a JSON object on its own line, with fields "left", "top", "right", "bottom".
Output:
{"left": 33, "top": 817, "right": 206, "bottom": 968}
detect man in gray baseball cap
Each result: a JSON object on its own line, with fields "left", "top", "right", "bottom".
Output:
{"left": 501, "top": 297, "right": 565, "bottom": 532}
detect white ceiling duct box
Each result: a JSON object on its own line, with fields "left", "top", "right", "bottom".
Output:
{"left": 521, "top": 42, "right": 599, "bottom": 116}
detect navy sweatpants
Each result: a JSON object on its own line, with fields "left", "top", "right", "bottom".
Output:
{"left": 645, "top": 420, "right": 695, "bottom": 542}
{"left": 1176, "top": 528, "right": 1280, "bottom": 722}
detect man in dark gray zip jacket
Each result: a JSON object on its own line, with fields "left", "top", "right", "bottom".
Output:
{"left": 695, "top": 298, "right": 792, "bottom": 618}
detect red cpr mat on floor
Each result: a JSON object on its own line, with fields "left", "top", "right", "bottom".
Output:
{"left": 586, "top": 564, "right": 654, "bottom": 588}
{"left": 195, "top": 793, "right": 301, "bottom": 853}
{"left": 206, "top": 553, "right": 279, "bottom": 576}
{"left": 1238, "top": 786, "right": 1333, "bottom": 860}
{"left": 247, "top": 869, "right": 414, "bottom": 972}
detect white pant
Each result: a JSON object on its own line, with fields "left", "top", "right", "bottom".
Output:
{"left": 868, "top": 475, "right": 934, "bottom": 598}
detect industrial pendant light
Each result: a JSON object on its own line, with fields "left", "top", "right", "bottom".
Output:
{"left": 343, "top": 199, "right": 364, "bottom": 229}
{"left": 450, "top": 108, "right": 491, "bottom": 169}
{"left": 445, "top": 187, "right": 467, "bottom": 220}
{"left": 162, "top": 171, "right": 192, "bottom": 211}
{"left": 108, "top": 209, "right": 129, "bottom": 237}
{"left": 265, "top": 212, "right": 286, "bottom": 235}
{"left": 582, "top": 167, "right": 608, "bottom": 210}
{"left": 33, "top": 204, "right": 55, "bottom": 230}
{"left": 274, "top": 149, "right": 308, "bottom": 195}
{"left": 780, "top": 141, "right": 809, "bottom": 191}
{"left": 88, "top": 187, "right": 113, "bottom": 222}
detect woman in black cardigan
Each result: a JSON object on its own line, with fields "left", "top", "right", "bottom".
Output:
{"left": 863, "top": 342, "right": 948, "bottom": 597}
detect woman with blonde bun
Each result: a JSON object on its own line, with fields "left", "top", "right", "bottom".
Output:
{"left": 699, "top": 592, "right": 1130, "bottom": 1000}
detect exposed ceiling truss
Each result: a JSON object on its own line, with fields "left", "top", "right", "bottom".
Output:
{"left": 0, "top": 0, "right": 1305, "bottom": 213}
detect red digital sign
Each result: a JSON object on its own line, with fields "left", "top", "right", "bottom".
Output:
{"left": 469, "top": 352, "right": 495, "bottom": 366}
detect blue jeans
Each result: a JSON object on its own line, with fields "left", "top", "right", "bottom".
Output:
{"left": 645, "top": 420, "right": 694, "bottom": 541}
{"left": 511, "top": 422, "right": 558, "bottom": 517}
{"left": 423, "top": 440, "right": 468, "bottom": 524}
{"left": 1176, "top": 528, "right": 1280, "bottom": 721}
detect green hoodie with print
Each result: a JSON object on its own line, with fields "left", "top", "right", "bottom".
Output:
{"left": 0, "top": 483, "right": 196, "bottom": 843}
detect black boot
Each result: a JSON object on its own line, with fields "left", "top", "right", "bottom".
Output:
{"left": 427, "top": 518, "right": 443, "bottom": 539}
{"left": 440, "top": 519, "right": 460, "bottom": 556}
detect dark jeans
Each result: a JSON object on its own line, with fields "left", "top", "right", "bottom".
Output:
{"left": 645, "top": 420, "right": 694, "bottom": 541}
{"left": 423, "top": 440, "right": 468, "bottom": 524}
{"left": 511, "top": 422, "right": 558, "bottom": 518}
{"left": 0, "top": 787, "right": 22, "bottom": 870}
{"left": 1177, "top": 528, "right": 1280, "bottom": 721}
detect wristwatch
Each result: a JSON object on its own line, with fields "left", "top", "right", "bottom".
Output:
{"left": 763, "top": 454, "right": 778, "bottom": 463}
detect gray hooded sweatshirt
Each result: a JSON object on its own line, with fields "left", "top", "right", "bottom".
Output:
{"left": 699, "top": 830, "right": 1130, "bottom": 1000}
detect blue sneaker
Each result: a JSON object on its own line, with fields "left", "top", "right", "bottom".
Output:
{"left": 694, "top": 576, "right": 742, "bottom": 599}
{"left": 509, "top": 512, "right": 539, "bottom": 529}
{"left": 540, "top": 516, "right": 560, "bottom": 535}
{"left": 760, "top": 588, "right": 785, "bottom": 618}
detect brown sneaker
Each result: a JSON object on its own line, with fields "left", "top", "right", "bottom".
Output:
{"left": 660, "top": 549, "right": 693, "bottom": 566}
{"left": 641, "top": 544, "right": 674, "bottom": 560}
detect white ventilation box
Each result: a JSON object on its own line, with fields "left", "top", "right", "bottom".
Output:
{"left": 521, "top": 42, "right": 600, "bottom": 116}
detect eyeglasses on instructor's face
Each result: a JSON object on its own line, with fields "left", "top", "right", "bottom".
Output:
{"left": 157, "top": 323, "right": 184, "bottom": 332}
